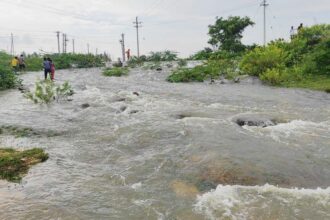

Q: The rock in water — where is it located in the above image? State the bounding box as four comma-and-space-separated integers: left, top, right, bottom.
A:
234, 77, 240, 83
133, 92, 140, 96
156, 67, 162, 71
81, 103, 90, 109
235, 115, 278, 127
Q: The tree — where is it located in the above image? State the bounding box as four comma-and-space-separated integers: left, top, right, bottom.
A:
208, 16, 254, 53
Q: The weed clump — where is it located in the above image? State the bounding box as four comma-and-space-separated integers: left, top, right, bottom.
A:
25, 80, 74, 104
103, 67, 129, 77
0, 148, 48, 182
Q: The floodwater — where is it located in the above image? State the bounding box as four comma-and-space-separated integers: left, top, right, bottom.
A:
0, 65, 329, 219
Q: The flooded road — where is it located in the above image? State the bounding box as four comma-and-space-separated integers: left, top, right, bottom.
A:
0, 66, 329, 219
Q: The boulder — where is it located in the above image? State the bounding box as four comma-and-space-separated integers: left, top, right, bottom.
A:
235, 115, 278, 127
81, 103, 90, 109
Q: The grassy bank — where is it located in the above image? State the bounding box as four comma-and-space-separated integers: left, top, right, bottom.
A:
0, 148, 48, 182
168, 24, 330, 92
281, 75, 330, 92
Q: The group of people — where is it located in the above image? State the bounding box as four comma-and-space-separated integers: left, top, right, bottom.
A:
43, 57, 55, 81
11, 54, 25, 73
290, 23, 304, 40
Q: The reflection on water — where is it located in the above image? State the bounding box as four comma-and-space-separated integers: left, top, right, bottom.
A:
0, 66, 329, 219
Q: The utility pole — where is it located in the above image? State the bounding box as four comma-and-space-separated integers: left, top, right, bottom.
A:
65, 35, 69, 53
96, 48, 98, 55
10, 33, 14, 56
56, 31, 60, 53
72, 39, 75, 54
133, 16, 142, 58
87, 43, 90, 54
261, 0, 269, 46
62, 33, 65, 53
119, 33, 126, 62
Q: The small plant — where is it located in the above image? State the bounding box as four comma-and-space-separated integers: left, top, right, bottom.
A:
0, 148, 48, 182
177, 59, 187, 67
25, 79, 74, 104
103, 67, 129, 77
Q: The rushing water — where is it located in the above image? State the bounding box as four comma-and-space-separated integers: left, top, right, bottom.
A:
0, 65, 329, 220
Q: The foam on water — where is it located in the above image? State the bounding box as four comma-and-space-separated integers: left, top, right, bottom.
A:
242, 120, 330, 143
194, 184, 330, 220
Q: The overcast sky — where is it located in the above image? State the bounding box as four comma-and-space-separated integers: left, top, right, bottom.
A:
0, 0, 329, 59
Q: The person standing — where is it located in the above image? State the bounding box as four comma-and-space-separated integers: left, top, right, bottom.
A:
298, 23, 303, 32
43, 57, 51, 80
126, 49, 131, 61
18, 54, 25, 71
49, 58, 55, 81
290, 26, 295, 40
11, 56, 19, 73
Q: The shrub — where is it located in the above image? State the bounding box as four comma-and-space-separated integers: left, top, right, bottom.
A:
177, 59, 187, 67
103, 67, 129, 77
167, 67, 205, 82
25, 80, 74, 104
240, 45, 287, 76
260, 68, 282, 85
127, 56, 145, 68
147, 51, 178, 62
0, 66, 18, 90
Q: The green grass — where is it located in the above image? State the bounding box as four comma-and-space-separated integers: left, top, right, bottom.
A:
281, 75, 330, 92
103, 67, 129, 77
0, 148, 48, 182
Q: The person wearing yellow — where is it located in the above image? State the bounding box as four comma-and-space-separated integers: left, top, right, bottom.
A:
11, 56, 19, 73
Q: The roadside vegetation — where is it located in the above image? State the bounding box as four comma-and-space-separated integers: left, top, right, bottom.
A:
0, 148, 48, 182
168, 16, 330, 92
103, 67, 129, 77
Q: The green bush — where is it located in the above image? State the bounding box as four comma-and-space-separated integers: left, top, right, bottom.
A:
147, 51, 178, 62
0, 66, 17, 90
240, 45, 287, 76
25, 55, 43, 71
177, 59, 187, 67
127, 56, 145, 68
167, 67, 205, 82
103, 67, 129, 77
25, 80, 74, 104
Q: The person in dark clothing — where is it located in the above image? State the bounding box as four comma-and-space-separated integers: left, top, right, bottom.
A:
43, 57, 51, 80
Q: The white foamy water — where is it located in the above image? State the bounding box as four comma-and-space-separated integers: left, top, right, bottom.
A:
195, 184, 330, 220
0, 66, 329, 219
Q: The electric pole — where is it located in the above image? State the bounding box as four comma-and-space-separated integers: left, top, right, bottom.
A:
119, 33, 126, 62
56, 31, 60, 53
72, 39, 75, 54
10, 33, 14, 56
133, 16, 142, 58
62, 33, 65, 53
261, 0, 269, 46
87, 43, 90, 54
65, 35, 69, 53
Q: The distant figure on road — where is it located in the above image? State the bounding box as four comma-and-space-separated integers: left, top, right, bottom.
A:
117, 58, 123, 67
49, 58, 55, 81
18, 54, 25, 71
11, 56, 19, 73
290, 26, 295, 40
43, 57, 51, 80
298, 23, 303, 32
126, 49, 131, 60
